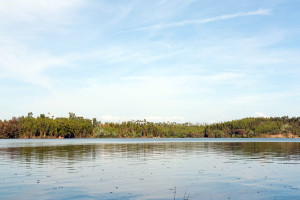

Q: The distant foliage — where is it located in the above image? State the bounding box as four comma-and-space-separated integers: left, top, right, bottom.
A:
0, 114, 299, 139
0, 113, 92, 139
96, 117, 299, 138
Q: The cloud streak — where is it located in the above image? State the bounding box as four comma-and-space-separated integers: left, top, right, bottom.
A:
122, 9, 271, 33
0, 38, 68, 88
0, 0, 85, 24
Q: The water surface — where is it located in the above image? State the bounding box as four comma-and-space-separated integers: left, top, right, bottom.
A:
0, 138, 300, 200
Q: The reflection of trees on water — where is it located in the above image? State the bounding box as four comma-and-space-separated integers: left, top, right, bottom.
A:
207, 142, 300, 161
1, 142, 300, 164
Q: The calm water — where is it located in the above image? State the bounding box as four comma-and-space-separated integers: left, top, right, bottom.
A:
0, 138, 300, 200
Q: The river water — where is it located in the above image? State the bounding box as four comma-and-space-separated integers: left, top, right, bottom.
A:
0, 138, 300, 200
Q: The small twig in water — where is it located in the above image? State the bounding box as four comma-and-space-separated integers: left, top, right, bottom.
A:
173, 186, 176, 200
183, 192, 190, 200
172, 187, 190, 200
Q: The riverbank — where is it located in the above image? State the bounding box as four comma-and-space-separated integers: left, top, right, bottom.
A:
1, 114, 299, 139
3, 133, 299, 139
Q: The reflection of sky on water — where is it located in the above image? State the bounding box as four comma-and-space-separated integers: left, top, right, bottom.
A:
0, 139, 300, 200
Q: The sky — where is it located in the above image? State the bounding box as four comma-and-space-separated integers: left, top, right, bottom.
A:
0, 0, 299, 123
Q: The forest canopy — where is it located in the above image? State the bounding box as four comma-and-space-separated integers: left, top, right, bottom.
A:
0, 113, 299, 139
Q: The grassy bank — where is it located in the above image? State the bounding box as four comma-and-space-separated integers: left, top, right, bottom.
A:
0, 113, 299, 139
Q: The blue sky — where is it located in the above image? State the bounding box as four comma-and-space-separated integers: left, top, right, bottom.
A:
0, 0, 299, 123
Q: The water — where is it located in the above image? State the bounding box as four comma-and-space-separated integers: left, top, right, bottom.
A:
0, 138, 300, 200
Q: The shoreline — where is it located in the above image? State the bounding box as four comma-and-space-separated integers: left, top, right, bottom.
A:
2, 134, 299, 139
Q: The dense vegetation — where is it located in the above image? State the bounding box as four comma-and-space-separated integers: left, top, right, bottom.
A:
0, 113, 93, 139
0, 113, 299, 138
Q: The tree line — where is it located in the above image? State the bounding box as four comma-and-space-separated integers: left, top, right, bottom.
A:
0, 113, 93, 139
0, 113, 299, 139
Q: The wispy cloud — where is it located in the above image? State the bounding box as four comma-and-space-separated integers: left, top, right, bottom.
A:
0, 38, 68, 88
0, 0, 85, 24
122, 9, 271, 33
